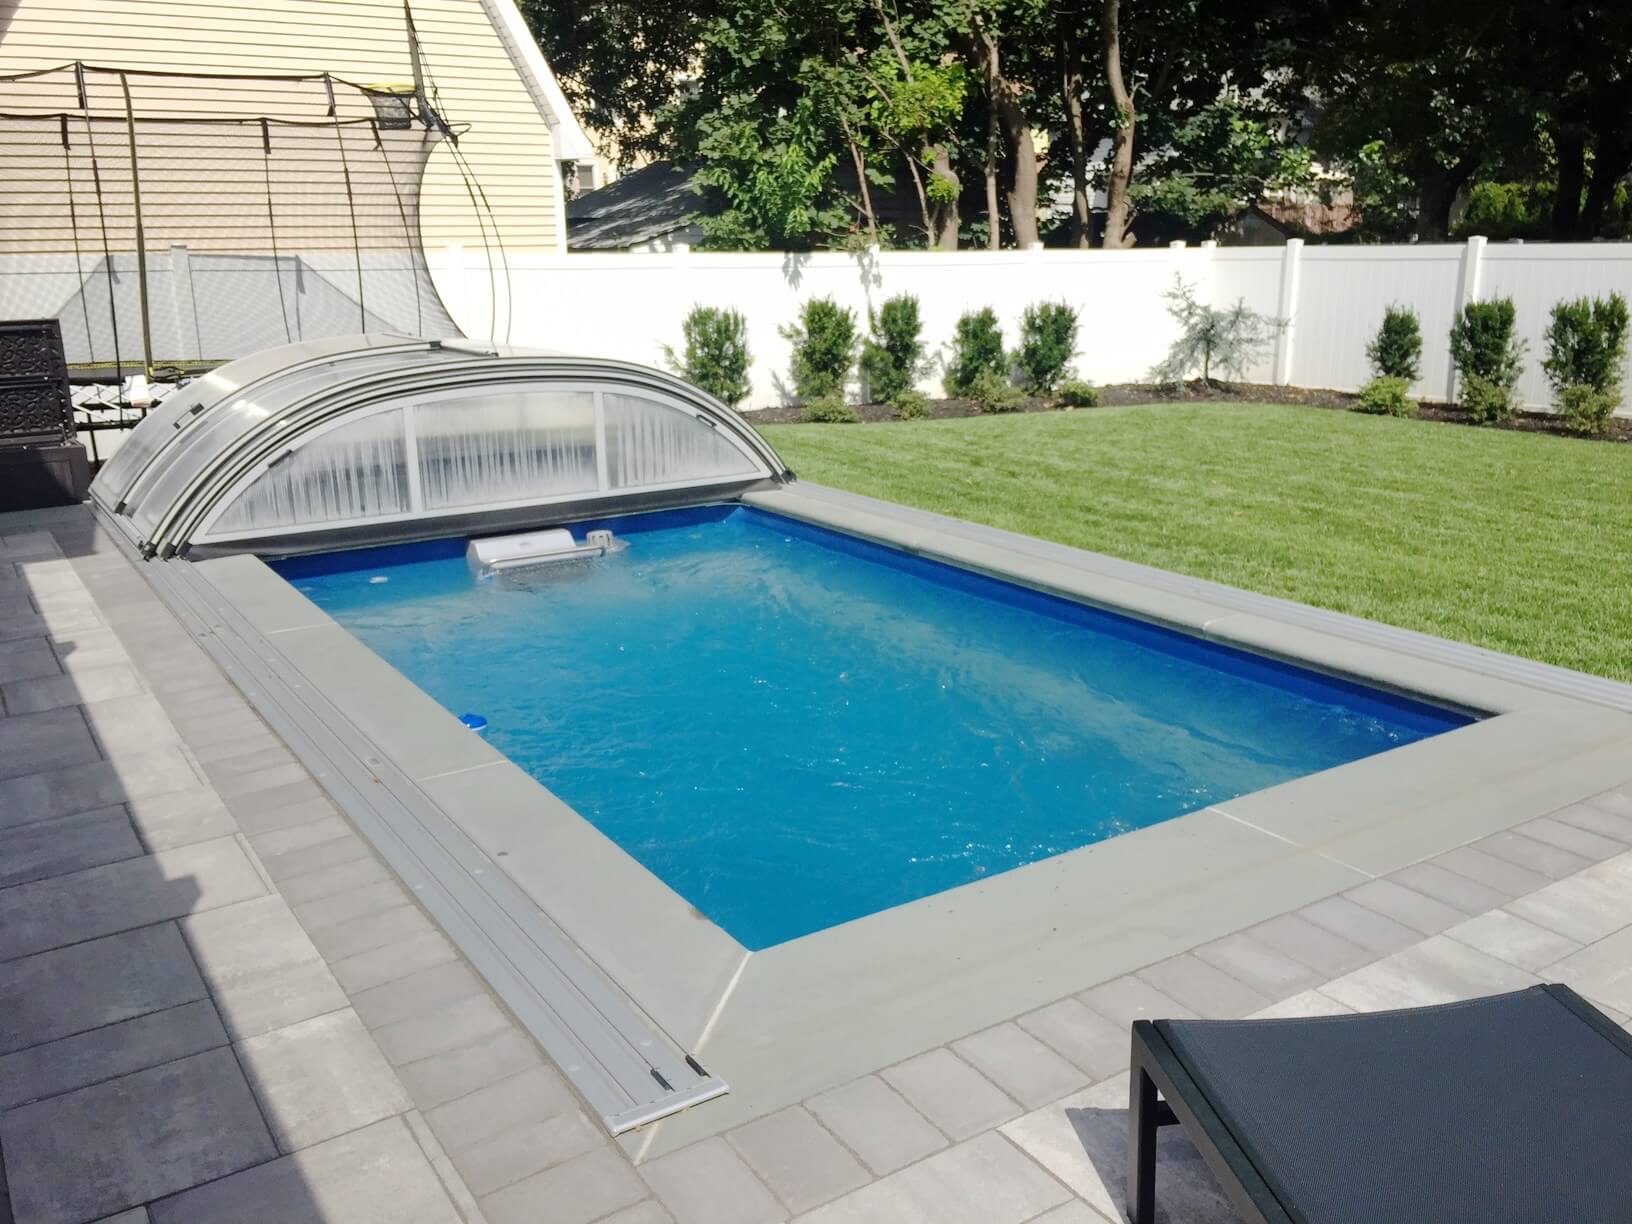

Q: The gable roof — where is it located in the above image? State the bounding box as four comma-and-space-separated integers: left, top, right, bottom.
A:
477, 0, 594, 161
567, 162, 713, 249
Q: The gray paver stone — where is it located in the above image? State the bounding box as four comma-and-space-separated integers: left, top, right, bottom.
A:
951, 1022, 1090, 1108
881, 1047, 1020, 1139
726, 1106, 870, 1214
148, 1116, 460, 1224
1, 1047, 276, 1224
236, 1009, 411, 1152
481, 1147, 647, 1224
639, 1136, 786, 1224
0, 923, 206, 1054
803, 1075, 946, 1176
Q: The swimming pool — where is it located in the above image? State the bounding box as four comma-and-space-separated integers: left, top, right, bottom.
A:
275, 504, 1470, 949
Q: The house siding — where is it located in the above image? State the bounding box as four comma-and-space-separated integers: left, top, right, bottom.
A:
0, 0, 563, 253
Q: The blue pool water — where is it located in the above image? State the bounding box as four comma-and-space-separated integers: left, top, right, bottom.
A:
276, 506, 1470, 949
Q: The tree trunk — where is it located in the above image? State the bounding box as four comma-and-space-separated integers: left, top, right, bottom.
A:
984, 101, 1002, 250
1414, 158, 1476, 242
1580, 157, 1626, 238
929, 145, 960, 250
968, 25, 1039, 249
839, 115, 879, 240
1060, 30, 1091, 249
996, 93, 1040, 247
1551, 128, 1587, 241
1579, 126, 1632, 239
903, 154, 933, 246
1101, 0, 1136, 248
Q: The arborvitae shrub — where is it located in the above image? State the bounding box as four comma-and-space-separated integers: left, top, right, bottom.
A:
944, 307, 1006, 396
783, 297, 859, 400
1543, 293, 1628, 433
664, 306, 751, 406
1015, 301, 1079, 392
860, 295, 924, 402
1449, 299, 1525, 424
1367, 306, 1423, 382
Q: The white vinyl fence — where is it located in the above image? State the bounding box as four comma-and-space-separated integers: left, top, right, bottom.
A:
430, 237, 1632, 413
3, 237, 1627, 414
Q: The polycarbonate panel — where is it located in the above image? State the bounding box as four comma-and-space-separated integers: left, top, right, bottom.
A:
604, 393, 759, 490
415, 389, 598, 510
213, 410, 408, 533
96, 337, 426, 512
126, 344, 462, 540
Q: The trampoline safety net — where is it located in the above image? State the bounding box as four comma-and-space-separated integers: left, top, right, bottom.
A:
0, 62, 462, 373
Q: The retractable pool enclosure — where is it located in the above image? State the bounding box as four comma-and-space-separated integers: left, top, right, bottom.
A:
91, 335, 791, 557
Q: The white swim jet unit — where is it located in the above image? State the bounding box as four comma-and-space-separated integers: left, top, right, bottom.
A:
467, 527, 625, 577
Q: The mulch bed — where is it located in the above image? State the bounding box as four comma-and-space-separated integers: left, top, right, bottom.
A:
751, 380, 1632, 444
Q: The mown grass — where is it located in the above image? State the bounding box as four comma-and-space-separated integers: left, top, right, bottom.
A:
760, 403, 1632, 681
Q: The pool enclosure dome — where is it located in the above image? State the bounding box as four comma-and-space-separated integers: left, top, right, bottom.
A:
91, 336, 792, 558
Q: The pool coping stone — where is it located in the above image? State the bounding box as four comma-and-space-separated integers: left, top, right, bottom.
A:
171, 482, 1632, 1158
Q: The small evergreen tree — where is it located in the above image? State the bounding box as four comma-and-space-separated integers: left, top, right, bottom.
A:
663, 306, 752, 407
944, 307, 1007, 396
1015, 301, 1080, 392
1449, 298, 1526, 424
781, 297, 859, 400
860, 295, 925, 402
1543, 292, 1628, 433
1367, 306, 1423, 382
1151, 277, 1282, 386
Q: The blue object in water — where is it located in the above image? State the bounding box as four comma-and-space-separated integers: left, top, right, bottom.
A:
275, 505, 1471, 950
459, 713, 489, 732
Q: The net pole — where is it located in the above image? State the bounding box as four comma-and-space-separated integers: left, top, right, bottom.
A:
60, 115, 98, 367
78, 66, 126, 383
325, 74, 368, 332
372, 118, 424, 336
78, 63, 125, 379
118, 71, 156, 378
449, 141, 512, 344
262, 118, 294, 343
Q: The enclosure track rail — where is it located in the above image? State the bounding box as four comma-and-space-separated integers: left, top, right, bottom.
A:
121, 519, 727, 1134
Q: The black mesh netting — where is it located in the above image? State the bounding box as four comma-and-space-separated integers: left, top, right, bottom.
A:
0, 63, 461, 369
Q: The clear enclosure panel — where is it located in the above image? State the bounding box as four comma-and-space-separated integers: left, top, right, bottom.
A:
126, 344, 462, 540
212, 409, 409, 533
414, 389, 597, 511
603, 393, 759, 490
98, 336, 421, 508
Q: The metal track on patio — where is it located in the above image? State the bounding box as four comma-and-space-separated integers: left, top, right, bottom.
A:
122, 521, 727, 1135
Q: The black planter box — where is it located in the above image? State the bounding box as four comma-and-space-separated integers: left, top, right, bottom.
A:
0, 319, 75, 448
0, 441, 91, 510
0, 320, 90, 509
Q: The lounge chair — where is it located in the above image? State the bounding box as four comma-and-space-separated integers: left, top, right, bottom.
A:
1127, 984, 1632, 1223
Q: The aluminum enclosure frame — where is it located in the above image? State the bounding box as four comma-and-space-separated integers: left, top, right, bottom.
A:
90, 335, 791, 559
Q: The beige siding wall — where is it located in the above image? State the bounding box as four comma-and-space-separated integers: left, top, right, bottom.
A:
0, 0, 562, 252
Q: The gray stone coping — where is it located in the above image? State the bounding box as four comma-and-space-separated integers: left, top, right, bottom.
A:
168, 486, 1632, 1160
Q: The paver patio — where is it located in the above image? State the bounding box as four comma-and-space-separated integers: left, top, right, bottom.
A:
1, 502, 1630, 1223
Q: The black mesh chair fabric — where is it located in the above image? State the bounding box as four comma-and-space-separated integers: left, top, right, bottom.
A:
1157, 986, 1632, 1224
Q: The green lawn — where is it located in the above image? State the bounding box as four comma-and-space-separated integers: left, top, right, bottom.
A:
759, 403, 1632, 682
